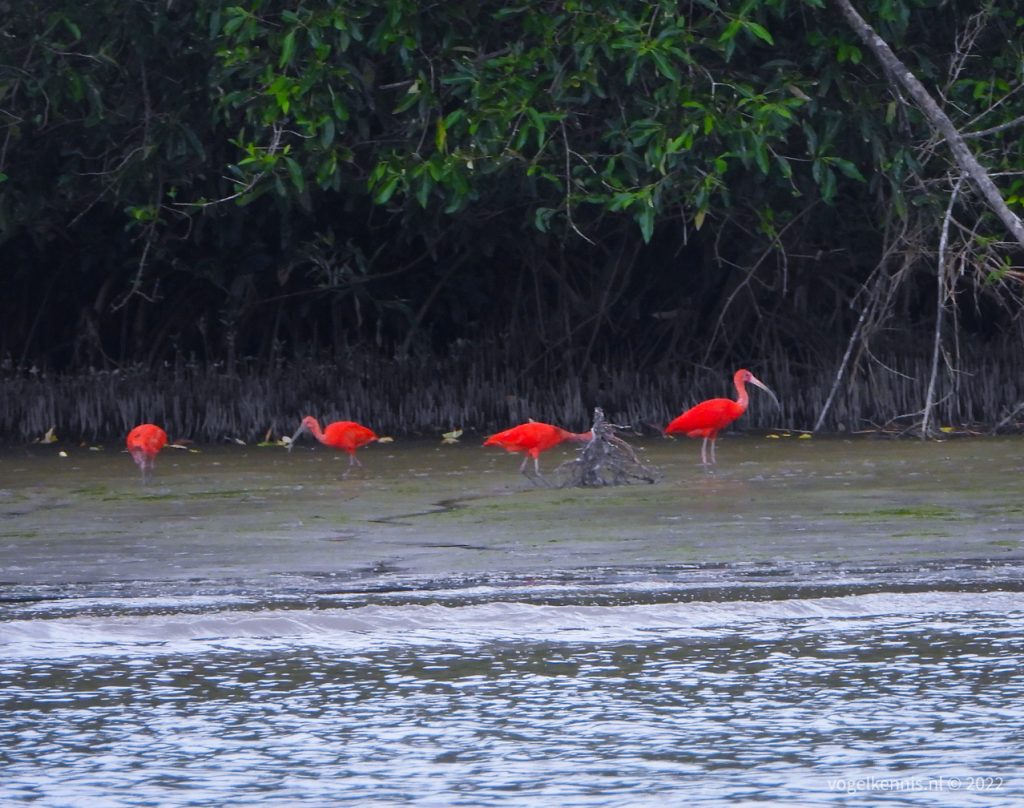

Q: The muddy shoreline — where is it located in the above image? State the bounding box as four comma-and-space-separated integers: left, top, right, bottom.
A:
0, 435, 1021, 602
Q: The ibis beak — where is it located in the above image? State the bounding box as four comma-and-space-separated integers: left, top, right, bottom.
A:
287, 424, 306, 452
748, 374, 780, 410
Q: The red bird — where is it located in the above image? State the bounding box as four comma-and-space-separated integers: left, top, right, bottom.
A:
665, 369, 778, 466
288, 416, 379, 466
126, 423, 168, 483
483, 421, 592, 478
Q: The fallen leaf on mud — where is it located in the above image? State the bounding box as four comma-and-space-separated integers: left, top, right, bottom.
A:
442, 429, 463, 444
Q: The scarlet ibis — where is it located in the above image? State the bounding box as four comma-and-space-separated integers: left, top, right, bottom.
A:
483, 421, 592, 478
126, 423, 168, 483
288, 416, 378, 466
665, 369, 778, 466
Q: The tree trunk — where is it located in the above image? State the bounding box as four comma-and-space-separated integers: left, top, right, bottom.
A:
832, 0, 1024, 250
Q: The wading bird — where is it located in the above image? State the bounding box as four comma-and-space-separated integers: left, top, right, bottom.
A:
483, 421, 592, 479
126, 423, 168, 483
665, 369, 779, 466
288, 416, 379, 466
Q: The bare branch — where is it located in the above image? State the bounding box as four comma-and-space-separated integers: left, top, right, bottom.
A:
963, 114, 1024, 140
561, 120, 596, 245
172, 124, 284, 209
920, 174, 964, 438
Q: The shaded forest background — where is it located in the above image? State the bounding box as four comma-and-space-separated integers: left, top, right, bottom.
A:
2, 0, 1023, 442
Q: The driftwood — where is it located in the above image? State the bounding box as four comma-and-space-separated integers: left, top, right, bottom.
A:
555, 407, 661, 488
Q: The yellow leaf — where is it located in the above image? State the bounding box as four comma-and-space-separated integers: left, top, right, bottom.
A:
442, 428, 463, 444
40, 426, 58, 444
798, 433, 812, 439
766, 433, 780, 439
939, 426, 954, 433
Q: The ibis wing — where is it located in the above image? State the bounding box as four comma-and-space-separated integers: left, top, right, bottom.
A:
666, 399, 744, 436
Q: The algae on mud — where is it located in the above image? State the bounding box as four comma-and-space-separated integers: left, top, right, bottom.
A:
1, 434, 1023, 597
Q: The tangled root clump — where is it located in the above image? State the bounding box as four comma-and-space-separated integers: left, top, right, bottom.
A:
555, 407, 662, 488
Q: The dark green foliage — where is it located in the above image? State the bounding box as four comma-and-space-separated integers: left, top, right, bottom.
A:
1, 1, 1022, 436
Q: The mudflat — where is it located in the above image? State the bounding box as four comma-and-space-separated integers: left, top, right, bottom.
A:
1, 434, 1022, 598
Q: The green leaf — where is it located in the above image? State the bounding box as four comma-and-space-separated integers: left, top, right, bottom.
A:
526, 107, 546, 143
830, 158, 866, 182
373, 174, 401, 205
754, 142, 770, 175
208, 7, 222, 38
650, 50, 680, 82
819, 165, 837, 202
62, 17, 82, 42
223, 12, 245, 37
320, 117, 335, 149
668, 131, 691, 153
435, 118, 447, 153
316, 153, 338, 187
285, 157, 305, 193
774, 154, 793, 179
443, 110, 465, 129
534, 207, 557, 233
719, 20, 742, 43
744, 22, 774, 46
637, 204, 654, 243
280, 30, 297, 68
415, 175, 431, 208
609, 192, 635, 212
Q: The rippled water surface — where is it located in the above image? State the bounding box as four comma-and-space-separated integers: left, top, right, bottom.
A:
2, 438, 1024, 805
3, 587, 1023, 806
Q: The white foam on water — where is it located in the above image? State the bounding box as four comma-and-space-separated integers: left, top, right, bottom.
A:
2, 589, 1020, 659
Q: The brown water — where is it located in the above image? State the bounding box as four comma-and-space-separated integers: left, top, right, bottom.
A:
1, 435, 1023, 804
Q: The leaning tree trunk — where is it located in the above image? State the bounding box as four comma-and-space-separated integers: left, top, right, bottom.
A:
832, 0, 1024, 250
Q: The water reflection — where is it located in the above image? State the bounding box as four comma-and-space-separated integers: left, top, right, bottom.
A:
2, 589, 1021, 805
